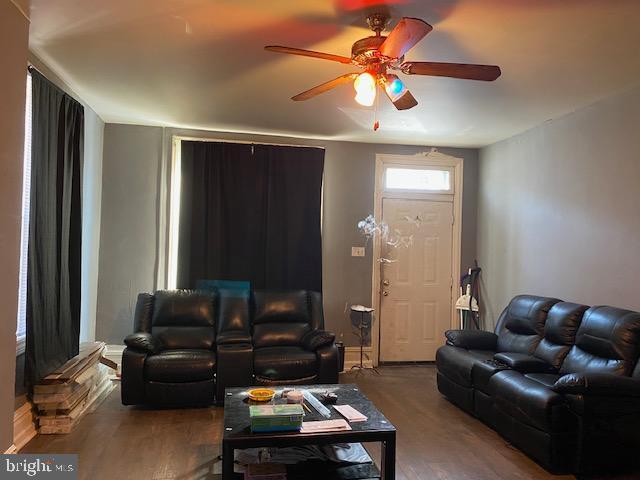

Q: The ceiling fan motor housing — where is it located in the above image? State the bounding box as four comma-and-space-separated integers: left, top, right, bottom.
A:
351, 36, 400, 68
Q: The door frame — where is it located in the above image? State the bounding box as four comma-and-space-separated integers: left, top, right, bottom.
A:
372, 151, 464, 365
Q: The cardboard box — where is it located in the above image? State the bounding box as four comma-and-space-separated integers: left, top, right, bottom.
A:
245, 463, 287, 480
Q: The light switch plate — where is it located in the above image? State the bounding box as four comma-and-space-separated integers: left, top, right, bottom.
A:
351, 247, 365, 257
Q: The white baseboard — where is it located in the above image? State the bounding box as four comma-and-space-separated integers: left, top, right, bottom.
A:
4, 444, 17, 454
104, 344, 125, 374
344, 346, 374, 370
13, 399, 37, 452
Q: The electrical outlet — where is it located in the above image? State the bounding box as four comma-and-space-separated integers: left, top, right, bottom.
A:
351, 247, 365, 257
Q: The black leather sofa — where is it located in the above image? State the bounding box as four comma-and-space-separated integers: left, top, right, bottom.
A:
436, 295, 640, 474
121, 289, 339, 407
252, 290, 339, 386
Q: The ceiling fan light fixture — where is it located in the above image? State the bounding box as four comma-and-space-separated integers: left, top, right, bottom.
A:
354, 72, 377, 106
383, 76, 406, 101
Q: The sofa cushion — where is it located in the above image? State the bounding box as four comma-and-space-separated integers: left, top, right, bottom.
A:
254, 346, 317, 380
217, 291, 251, 345
152, 290, 216, 327
490, 370, 575, 433
151, 290, 217, 350
524, 373, 562, 388
495, 295, 561, 355
534, 302, 588, 369
436, 345, 493, 388
253, 290, 310, 324
145, 349, 216, 383
152, 326, 216, 351
253, 322, 311, 348
560, 306, 640, 376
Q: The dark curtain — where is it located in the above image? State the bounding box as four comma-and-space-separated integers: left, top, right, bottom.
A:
25, 68, 83, 385
178, 141, 324, 292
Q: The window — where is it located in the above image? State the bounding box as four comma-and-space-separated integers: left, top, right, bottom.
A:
169, 139, 324, 291
384, 167, 451, 192
16, 72, 32, 355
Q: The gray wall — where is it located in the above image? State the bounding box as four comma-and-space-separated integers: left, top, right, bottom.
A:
478, 84, 640, 329
96, 125, 164, 342
97, 124, 479, 346
0, 0, 29, 452
79, 107, 104, 342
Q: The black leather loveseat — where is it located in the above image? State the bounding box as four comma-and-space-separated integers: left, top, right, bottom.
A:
436, 294, 640, 474
121, 289, 339, 407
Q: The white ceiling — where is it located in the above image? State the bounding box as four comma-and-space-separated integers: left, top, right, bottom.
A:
29, 0, 640, 147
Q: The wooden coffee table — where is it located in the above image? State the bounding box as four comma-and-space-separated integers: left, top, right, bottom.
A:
222, 384, 396, 479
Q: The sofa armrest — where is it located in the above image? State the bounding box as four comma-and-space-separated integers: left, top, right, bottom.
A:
216, 343, 253, 406
121, 348, 147, 405
124, 332, 162, 354
494, 352, 555, 373
316, 343, 339, 384
445, 329, 497, 350
552, 373, 640, 397
302, 330, 335, 351
133, 293, 154, 333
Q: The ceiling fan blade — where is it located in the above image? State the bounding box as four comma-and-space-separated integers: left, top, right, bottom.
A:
265, 46, 352, 65
384, 88, 418, 110
379, 17, 432, 59
291, 73, 360, 101
380, 74, 418, 110
402, 61, 502, 81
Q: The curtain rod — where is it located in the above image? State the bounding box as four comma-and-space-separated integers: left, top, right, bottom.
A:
27, 63, 90, 111
173, 135, 326, 150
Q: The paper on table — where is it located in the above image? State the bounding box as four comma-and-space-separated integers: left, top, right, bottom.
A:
333, 405, 368, 423
300, 419, 352, 433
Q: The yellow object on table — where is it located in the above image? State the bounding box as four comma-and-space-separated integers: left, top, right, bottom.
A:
247, 388, 276, 402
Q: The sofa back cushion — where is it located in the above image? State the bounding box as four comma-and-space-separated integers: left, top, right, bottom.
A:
151, 290, 217, 350
216, 289, 252, 344
253, 290, 311, 324
534, 302, 588, 370
495, 295, 561, 354
252, 290, 312, 348
560, 306, 640, 376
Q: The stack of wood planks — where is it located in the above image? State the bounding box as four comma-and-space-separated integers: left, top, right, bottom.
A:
32, 342, 116, 434
13, 399, 37, 450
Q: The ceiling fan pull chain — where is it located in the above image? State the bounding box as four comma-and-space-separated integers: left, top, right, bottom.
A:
373, 84, 380, 131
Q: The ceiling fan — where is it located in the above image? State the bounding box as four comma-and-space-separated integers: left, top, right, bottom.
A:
265, 13, 501, 113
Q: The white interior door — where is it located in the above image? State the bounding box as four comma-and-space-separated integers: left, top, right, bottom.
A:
380, 198, 454, 362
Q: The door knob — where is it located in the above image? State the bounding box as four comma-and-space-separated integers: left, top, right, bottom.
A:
383, 280, 390, 286
383, 291, 389, 296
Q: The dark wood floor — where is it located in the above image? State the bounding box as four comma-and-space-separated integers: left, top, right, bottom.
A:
22, 366, 633, 479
